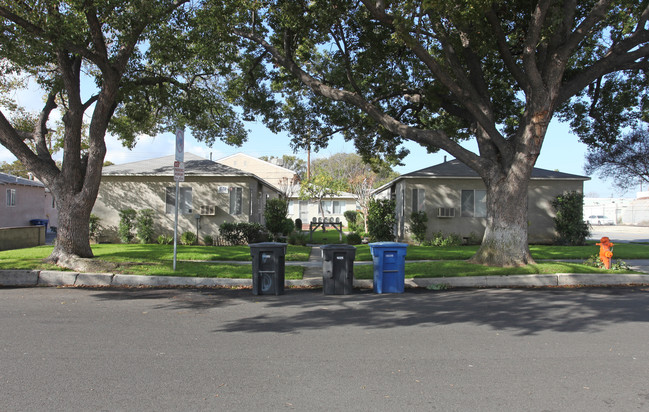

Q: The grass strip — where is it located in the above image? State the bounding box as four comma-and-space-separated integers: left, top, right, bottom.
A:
0, 245, 304, 279
352, 242, 649, 261
353, 261, 637, 279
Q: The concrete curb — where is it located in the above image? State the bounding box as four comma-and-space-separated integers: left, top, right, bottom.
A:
2, 270, 649, 289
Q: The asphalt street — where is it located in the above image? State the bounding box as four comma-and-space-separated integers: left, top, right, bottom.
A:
2, 286, 649, 411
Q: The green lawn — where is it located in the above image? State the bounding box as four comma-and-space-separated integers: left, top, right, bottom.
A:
304, 228, 347, 244
0, 244, 308, 279
0, 241, 645, 280
353, 261, 635, 279
352, 242, 649, 261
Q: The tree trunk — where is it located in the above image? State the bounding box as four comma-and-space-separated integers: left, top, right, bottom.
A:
468, 163, 535, 267
46, 190, 95, 261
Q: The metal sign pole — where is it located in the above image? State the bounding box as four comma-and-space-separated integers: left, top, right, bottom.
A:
173, 127, 184, 271
173, 181, 179, 271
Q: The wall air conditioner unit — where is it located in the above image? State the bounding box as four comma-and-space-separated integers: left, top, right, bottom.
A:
200, 205, 216, 215
437, 207, 455, 218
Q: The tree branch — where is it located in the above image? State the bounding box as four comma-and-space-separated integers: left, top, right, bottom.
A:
485, 8, 530, 93
234, 28, 484, 171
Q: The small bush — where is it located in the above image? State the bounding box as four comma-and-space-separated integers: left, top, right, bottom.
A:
240, 223, 268, 244
295, 218, 303, 231
287, 231, 308, 246
203, 234, 214, 246
344, 210, 360, 232
118, 208, 137, 243
346, 232, 362, 245
136, 209, 155, 244
264, 198, 289, 237
219, 222, 268, 245
180, 231, 197, 245
282, 218, 295, 236
583, 254, 630, 270
552, 191, 590, 246
157, 234, 173, 245
424, 231, 463, 247
409, 211, 428, 245
367, 198, 395, 242
89, 214, 102, 242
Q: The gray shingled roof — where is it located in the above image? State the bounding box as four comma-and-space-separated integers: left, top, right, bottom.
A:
374, 159, 590, 194
0, 172, 45, 187
103, 153, 249, 176
401, 159, 590, 180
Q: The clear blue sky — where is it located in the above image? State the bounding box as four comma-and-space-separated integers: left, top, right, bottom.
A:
0, 83, 640, 198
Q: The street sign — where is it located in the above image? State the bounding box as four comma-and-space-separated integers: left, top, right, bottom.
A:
174, 161, 184, 182
175, 128, 184, 162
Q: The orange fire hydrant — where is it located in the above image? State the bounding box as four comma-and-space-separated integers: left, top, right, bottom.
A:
596, 236, 614, 269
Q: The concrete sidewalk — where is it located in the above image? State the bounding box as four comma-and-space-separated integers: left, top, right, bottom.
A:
2, 259, 649, 289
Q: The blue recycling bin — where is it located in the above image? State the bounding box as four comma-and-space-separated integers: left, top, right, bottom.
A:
30, 219, 49, 232
369, 242, 408, 294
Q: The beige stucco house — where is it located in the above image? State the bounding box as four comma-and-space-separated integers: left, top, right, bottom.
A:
287, 192, 358, 228
93, 153, 282, 243
217, 153, 299, 194
374, 159, 590, 244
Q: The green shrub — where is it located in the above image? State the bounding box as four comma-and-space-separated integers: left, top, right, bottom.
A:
203, 234, 214, 246
424, 231, 463, 247
180, 231, 197, 245
367, 198, 395, 242
89, 214, 102, 242
295, 218, 303, 231
583, 254, 630, 270
346, 232, 362, 245
118, 208, 137, 243
219, 222, 268, 245
240, 223, 268, 244
282, 218, 295, 236
157, 234, 173, 245
287, 231, 308, 246
136, 209, 155, 244
264, 198, 289, 238
409, 211, 428, 245
552, 191, 590, 246
344, 210, 360, 232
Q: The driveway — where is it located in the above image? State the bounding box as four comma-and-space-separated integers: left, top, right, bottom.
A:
589, 225, 649, 243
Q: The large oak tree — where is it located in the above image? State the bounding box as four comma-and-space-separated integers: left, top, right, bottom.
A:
214, 0, 649, 266
0, 1, 244, 266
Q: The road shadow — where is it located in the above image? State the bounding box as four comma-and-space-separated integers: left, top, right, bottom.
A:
89, 286, 649, 336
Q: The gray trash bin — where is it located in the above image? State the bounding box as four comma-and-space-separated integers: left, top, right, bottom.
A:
321, 244, 356, 295
249, 242, 287, 295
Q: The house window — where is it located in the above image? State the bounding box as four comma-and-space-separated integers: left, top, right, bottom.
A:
319, 200, 343, 215
165, 187, 192, 214
461, 189, 487, 217
412, 188, 425, 213
229, 187, 242, 215
6, 189, 15, 207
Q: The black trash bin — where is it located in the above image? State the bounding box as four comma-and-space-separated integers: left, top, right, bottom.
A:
321, 244, 356, 295
249, 242, 287, 295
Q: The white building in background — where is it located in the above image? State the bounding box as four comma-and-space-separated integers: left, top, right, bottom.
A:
584, 193, 649, 226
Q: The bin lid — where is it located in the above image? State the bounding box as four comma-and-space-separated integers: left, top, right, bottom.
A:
369, 242, 408, 249
249, 242, 287, 249
321, 244, 357, 251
